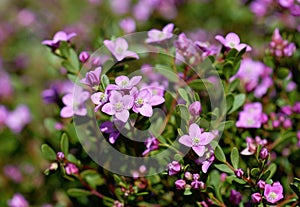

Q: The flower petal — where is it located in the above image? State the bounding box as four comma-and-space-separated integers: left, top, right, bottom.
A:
116, 110, 129, 122
91, 92, 102, 105
109, 91, 122, 104
122, 95, 134, 109
139, 104, 153, 117
62, 94, 74, 106
115, 76, 130, 87
179, 135, 193, 147
116, 38, 128, 50
60, 106, 74, 118
215, 35, 226, 45
149, 95, 165, 106
199, 132, 215, 145
102, 103, 114, 115
225, 33, 240, 44
192, 146, 205, 157
189, 123, 201, 138
129, 76, 142, 86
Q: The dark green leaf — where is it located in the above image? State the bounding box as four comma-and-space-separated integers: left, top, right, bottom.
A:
230, 147, 239, 169
214, 164, 233, 174
226, 94, 234, 113
277, 67, 290, 79
228, 94, 245, 114
67, 188, 92, 197
250, 168, 260, 177
41, 144, 56, 161
60, 133, 69, 155
290, 183, 300, 198
176, 104, 190, 121
188, 79, 214, 91
178, 88, 190, 104
69, 48, 80, 72
155, 64, 178, 82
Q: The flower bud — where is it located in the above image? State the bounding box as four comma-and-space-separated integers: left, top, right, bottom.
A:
188, 101, 201, 116
192, 173, 200, 180
56, 152, 65, 161
259, 148, 269, 160
234, 168, 244, 178
257, 180, 266, 189
168, 161, 181, 175
251, 192, 262, 203
184, 171, 193, 180
79, 51, 90, 63
174, 179, 186, 190
65, 163, 79, 175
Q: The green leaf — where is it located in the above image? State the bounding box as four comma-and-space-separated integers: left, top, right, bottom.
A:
226, 48, 238, 59
188, 79, 213, 91
184, 187, 192, 195
226, 94, 234, 113
265, 163, 277, 181
41, 144, 56, 161
230, 147, 239, 169
214, 164, 233, 174
59, 41, 70, 57
228, 94, 245, 114
216, 120, 235, 131
154, 64, 179, 82
228, 78, 240, 92
214, 145, 226, 162
277, 67, 290, 79
69, 48, 80, 72
101, 74, 110, 89
60, 133, 69, 155
67, 188, 92, 197
250, 168, 260, 177
176, 104, 190, 121
178, 88, 190, 104
290, 183, 300, 198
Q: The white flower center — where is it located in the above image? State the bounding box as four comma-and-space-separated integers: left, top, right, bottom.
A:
135, 98, 144, 107
100, 93, 108, 103
192, 137, 200, 146
121, 80, 129, 87
268, 192, 278, 201
115, 102, 123, 112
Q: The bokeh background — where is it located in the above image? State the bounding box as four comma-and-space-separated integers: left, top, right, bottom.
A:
0, 0, 299, 206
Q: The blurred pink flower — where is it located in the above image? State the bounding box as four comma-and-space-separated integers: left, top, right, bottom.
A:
215, 32, 252, 51
146, 23, 174, 43
119, 18, 136, 33
104, 38, 139, 61
6, 105, 31, 133
42, 31, 76, 50
8, 193, 29, 207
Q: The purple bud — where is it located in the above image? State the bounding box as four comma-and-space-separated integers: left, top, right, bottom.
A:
168, 161, 181, 175
65, 163, 78, 175
174, 179, 186, 190
193, 173, 200, 180
259, 148, 269, 160
257, 180, 266, 189
191, 180, 205, 189
56, 152, 65, 161
283, 118, 292, 129
293, 102, 300, 113
79, 51, 90, 63
184, 171, 193, 180
281, 105, 293, 115
229, 190, 242, 205
188, 101, 201, 116
251, 192, 262, 203
235, 168, 244, 178
272, 120, 280, 128
261, 113, 268, 124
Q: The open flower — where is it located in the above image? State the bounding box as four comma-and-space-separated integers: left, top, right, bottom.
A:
8, 193, 29, 207
60, 87, 90, 118
91, 91, 109, 112
146, 23, 174, 43
131, 88, 165, 117
107, 75, 142, 91
215, 32, 252, 52
264, 182, 284, 203
104, 38, 139, 61
6, 105, 31, 134
100, 121, 122, 144
80, 66, 102, 89
236, 102, 264, 128
179, 123, 216, 157
42, 31, 76, 50
101, 91, 134, 122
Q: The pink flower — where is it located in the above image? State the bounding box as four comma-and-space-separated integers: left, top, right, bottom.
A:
145, 23, 174, 44
251, 192, 262, 203
236, 102, 264, 128
60, 87, 90, 118
6, 105, 31, 133
8, 193, 29, 207
215, 32, 252, 52
278, 0, 294, 8
107, 75, 142, 91
79, 51, 90, 63
270, 28, 296, 57
179, 123, 216, 157
142, 136, 160, 156
264, 182, 284, 203
91, 91, 109, 112
241, 136, 268, 155
119, 18, 136, 33
104, 38, 139, 61
174, 179, 186, 190
42, 31, 76, 49
101, 91, 134, 122
131, 88, 165, 117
